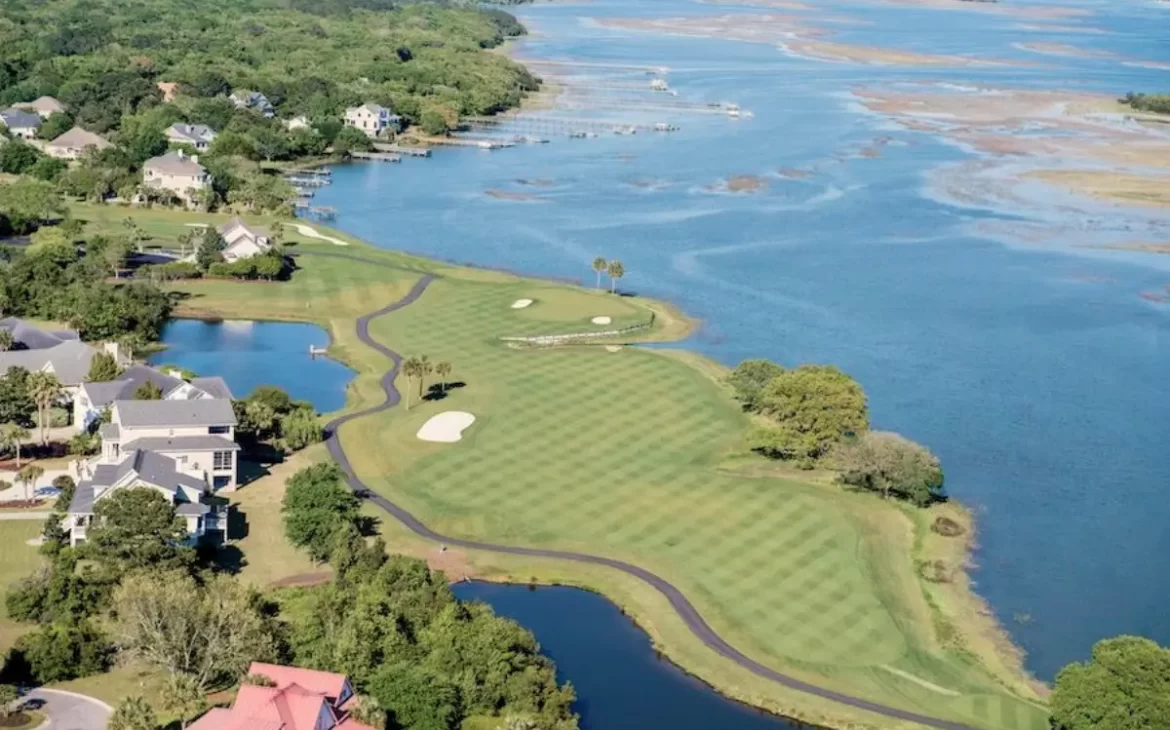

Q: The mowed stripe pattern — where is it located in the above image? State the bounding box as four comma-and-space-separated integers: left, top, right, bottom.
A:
369, 279, 905, 668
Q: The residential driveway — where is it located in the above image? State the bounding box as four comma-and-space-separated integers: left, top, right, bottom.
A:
24, 688, 111, 730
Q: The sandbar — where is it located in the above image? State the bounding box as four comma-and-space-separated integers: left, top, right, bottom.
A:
1014, 41, 1115, 59
485, 189, 543, 202
783, 39, 1005, 67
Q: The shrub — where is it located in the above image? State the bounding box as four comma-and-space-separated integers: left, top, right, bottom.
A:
916, 560, 951, 584
15, 619, 111, 682
931, 516, 965, 537
831, 431, 944, 507
748, 364, 868, 464
48, 406, 70, 428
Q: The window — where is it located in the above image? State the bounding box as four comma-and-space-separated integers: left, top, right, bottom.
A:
208, 425, 229, 435
213, 451, 233, 470
212, 476, 230, 490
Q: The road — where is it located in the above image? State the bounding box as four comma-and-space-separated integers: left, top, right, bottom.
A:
25, 688, 111, 730
320, 255, 980, 730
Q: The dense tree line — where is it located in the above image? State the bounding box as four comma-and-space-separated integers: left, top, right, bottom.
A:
1120, 92, 1170, 115
282, 463, 578, 730
728, 359, 944, 505
1051, 635, 1169, 730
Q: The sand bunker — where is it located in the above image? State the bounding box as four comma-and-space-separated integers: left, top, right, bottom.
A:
591, 316, 613, 325
293, 223, 348, 246
511, 299, 534, 309
417, 412, 476, 443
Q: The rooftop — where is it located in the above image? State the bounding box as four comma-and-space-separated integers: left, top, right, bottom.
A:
143, 150, 207, 177
0, 108, 43, 129
121, 435, 240, 453
0, 318, 79, 350
0, 339, 96, 385
69, 449, 207, 514
114, 398, 236, 428
47, 126, 111, 151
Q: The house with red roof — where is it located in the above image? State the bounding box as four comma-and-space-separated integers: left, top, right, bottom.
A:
188, 662, 376, 730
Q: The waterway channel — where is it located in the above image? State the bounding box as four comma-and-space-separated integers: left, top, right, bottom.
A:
312, 0, 1170, 681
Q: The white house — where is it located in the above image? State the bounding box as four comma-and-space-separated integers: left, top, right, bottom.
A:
0, 108, 42, 139
15, 96, 66, 119
142, 150, 210, 204
73, 363, 232, 430
65, 449, 222, 546
229, 90, 275, 118
165, 123, 217, 151
217, 218, 272, 262
98, 398, 240, 492
344, 103, 400, 138
44, 126, 112, 160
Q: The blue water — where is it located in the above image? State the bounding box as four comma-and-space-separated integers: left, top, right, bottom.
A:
314, 0, 1170, 678
150, 319, 354, 412
454, 582, 799, 730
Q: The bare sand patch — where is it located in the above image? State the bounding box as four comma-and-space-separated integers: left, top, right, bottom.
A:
417, 411, 476, 443
605, 345, 623, 352
511, 299, 534, 309
865, 0, 1091, 19
783, 39, 1005, 67
727, 175, 768, 192
596, 14, 817, 44
485, 189, 543, 202
1026, 170, 1170, 208
591, 316, 613, 325
699, 0, 811, 8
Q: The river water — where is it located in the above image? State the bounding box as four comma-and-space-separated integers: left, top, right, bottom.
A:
313, 0, 1170, 679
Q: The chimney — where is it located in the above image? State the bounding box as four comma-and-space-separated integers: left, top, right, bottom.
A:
103, 341, 121, 362
165, 368, 185, 380
177, 149, 185, 160
191, 154, 199, 164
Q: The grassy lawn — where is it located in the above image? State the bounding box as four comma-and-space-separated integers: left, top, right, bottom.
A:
0, 522, 45, 657
89, 206, 1044, 730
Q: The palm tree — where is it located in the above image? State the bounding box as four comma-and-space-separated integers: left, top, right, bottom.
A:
607, 260, 625, 294
161, 673, 206, 730
28, 372, 63, 445
418, 355, 433, 400
435, 362, 452, 393
16, 464, 43, 502
0, 424, 29, 468
0, 330, 13, 352
591, 257, 608, 289
108, 696, 158, 730
350, 696, 387, 729
401, 357, 423, 410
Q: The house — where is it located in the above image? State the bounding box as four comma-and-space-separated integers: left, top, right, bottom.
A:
0, 337, 124, 396
344, 103, 400, 138
284, 115, 310, 131
165, 123, 217, 151
102, 398, 240, 491
157, 82, 179, 102
229, 90, 275, 118
188, 663, 374, 730
0, 108, 42, 139
217, 218, 271, 262
44, 126, 112, 160
65, 449, 223, 546
72, 363, 233, 429
142, 150, 210, 204
0, 318, 80, 350
15, 96, 66, 119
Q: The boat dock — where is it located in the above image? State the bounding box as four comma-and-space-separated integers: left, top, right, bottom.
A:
350, 151, 401, 162
373, 143, 433, 157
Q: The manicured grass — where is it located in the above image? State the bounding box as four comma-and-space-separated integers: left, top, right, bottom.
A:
343, 276, 1046, 730
0, 521, 45, 656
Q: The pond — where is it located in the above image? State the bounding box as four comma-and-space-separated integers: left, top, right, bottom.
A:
149, 319, 354, 413
453, 582, 800, 730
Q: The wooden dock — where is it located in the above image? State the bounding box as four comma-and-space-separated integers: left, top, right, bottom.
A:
373, 143, 432, 157
350, 151, 401, 162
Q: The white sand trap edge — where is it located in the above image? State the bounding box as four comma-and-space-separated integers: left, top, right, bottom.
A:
511, 298, 534, 309
293, 223, 348, 246
591, 316, 613, 325
417, 411, 476, 443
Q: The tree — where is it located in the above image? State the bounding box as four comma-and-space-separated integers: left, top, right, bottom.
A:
591, 257, 607, 289
38, 112, 75, 141
0, 685, 17, 720
16, 464, 44, 502
606, 260, 624, 294
0, 423, 29, 468
52, 475, 75, 512
15, 619, 111, 682
27, 371, 63, 444
0, 141, 42, 176
195, 230, 226, 271
418, 355, 433, 400
727, 359, 785, 412
133, 381, 163, 400
0, 178, 66, 234
108, 696, 158, 730
350, 695, 388, 730
112, 572, 278, 695
1051, 636, 1170, 730
402, 357, 423, 410
87, 487, 193, 573
279, 407, 323, 451
86, 350, 123, 382
748, 365, 868, 465
161, 672, 207, 730
282, 462, 359, 561
0, 330, 12, 352
830, 431, 944, 506
434, 362, 452, 393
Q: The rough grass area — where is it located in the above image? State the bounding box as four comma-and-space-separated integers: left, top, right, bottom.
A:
0, 522, 45, 655
346, 276, 1046, 730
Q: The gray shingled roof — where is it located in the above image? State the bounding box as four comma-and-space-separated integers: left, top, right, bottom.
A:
69, 483, 95, 514
175, 502, 211, 516
166, 123, 216, 143
189, 376, 233, 400
99, 422, 120, 441
82, 365, 187, 407
143, 150, 206, 176
0, 340, 96, 385
0, 318, 79, 350
114, 398, 236, 428
122, 435, 240, 452
0, 108, 42, 130
69, 450, 208, 515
